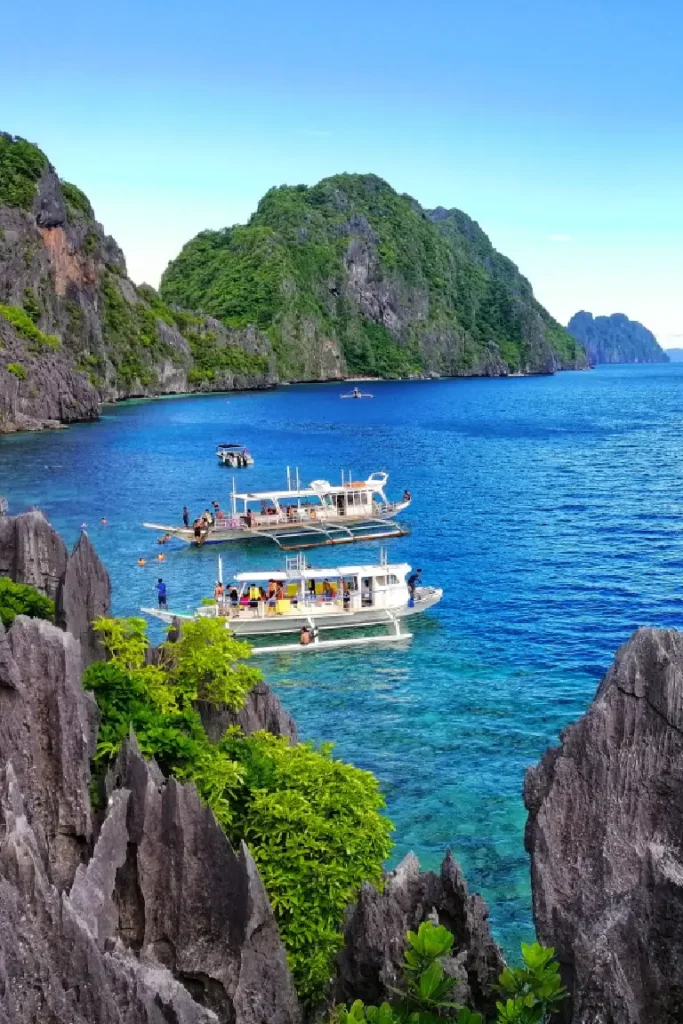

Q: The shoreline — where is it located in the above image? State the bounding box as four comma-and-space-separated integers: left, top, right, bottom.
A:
1, 364, 594, 439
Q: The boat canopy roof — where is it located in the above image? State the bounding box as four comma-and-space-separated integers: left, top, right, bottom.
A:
232, 562, 411, 583
217, 443, 249, 450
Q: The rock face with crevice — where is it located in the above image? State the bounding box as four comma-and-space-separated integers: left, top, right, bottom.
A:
0, 509, 111, 666
198, 680, 298, 743
334, 850, 504, 1017
524, 627, 683, 1024
0, 613, 302, 1023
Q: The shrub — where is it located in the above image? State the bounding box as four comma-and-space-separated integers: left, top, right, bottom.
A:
85, 616, 393, 1006
219, 728, 393, 1002
60, 180, 94, 219
0, 577, 54, 628
0, 134, 46, 208
0, 304, 60, 350
6, 362, 27, 379
331, 923, 567, 1024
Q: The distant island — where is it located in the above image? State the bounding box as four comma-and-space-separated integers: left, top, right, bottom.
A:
567, 311, 668, 365
665, 348, 683, 362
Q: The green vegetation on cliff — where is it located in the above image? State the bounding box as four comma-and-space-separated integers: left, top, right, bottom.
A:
86, 617, 392, 1005
0, 303, 60, 350
0, 578, 54, 627
161, 174, 584, 379
0, 134, 46, 209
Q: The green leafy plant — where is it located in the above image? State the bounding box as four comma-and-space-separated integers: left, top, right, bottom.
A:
84, 616, 392, 1005
331, 923, 565, 1024
0, 577, 54, 628
60, 180, 94, 219
0, 304, 60, 350
495, 943, 566, 1024
0, 134, 46, 208
6, 362, 27, 380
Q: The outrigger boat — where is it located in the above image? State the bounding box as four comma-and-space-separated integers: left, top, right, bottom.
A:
142, 553, 442, 655
216, 443, 253, 467
341, 387, 373, 399
143, 470, 410, 550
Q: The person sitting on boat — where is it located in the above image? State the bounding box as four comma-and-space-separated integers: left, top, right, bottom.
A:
407, 568, 422, 600
403, 489, 411, 502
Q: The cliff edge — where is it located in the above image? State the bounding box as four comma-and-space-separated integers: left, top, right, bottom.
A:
525, 627, 683, 1024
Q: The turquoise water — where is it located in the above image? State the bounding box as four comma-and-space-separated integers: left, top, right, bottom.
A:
2, 364, 683, 953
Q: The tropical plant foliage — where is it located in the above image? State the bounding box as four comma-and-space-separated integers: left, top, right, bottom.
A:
0, 133, 46, 208
330, 922, 566, 1024
0, 303, 60, 350
83, 616, 393, 1004
0, 577, 54, 628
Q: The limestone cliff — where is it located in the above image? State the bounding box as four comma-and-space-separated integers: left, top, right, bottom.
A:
567, 311, 668, 364
0, 133, 277, 433
162, 175, 587, 381
525, 627, 683, 1023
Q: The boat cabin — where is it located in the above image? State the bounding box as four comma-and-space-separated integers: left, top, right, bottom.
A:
229, 561, 411, 615
229, 473, 392, 528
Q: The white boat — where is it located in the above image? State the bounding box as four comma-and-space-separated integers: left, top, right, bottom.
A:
341, 387, 373, 399
216, 443, 254, 467
143, 470, 411, 550
142, 554, 442, 654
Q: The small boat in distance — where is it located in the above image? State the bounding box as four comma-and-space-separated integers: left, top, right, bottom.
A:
340, 387, 373, 399
142, 553, 442, 654
143, 470, 411, 550
216, 444, 254, 467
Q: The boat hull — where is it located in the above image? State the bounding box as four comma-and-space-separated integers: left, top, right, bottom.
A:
142, 586, 442, 637
143, 501, 410, 548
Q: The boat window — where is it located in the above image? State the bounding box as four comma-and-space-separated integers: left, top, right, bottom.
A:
375, 575, 386, 587
387, 574, 399, 585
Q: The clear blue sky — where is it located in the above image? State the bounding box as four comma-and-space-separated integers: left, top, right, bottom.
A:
3, 0, 682, 343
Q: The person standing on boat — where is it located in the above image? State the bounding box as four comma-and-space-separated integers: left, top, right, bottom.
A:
156, 578, 168, 609
214, 580, 225, 614
182, 506, 190, 528
408, 568, 422, 600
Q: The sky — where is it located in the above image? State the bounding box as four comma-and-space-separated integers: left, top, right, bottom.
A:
2, 0, 682, 345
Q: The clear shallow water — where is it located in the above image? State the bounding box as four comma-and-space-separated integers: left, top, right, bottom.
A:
2, 364, 683, 954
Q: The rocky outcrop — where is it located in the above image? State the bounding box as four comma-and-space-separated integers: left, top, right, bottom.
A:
0, 616, 98, 891
162, 174, 587, 381
0, 132, 278, 434
0, 507, 68, 600
105, 737, 301, 1023
0, 608, 302, 1023
334, 850, 504, 1017
56, 529, 111, 665
567, 311, 669, 365
198, 680, 298, 743
524, 627, 683, 1024
0, 509, 111, 664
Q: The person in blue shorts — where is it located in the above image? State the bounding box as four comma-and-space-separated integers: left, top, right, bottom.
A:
156, 578, 167, 608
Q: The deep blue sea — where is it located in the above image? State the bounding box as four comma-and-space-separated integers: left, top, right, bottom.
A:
2, 364, 683, 955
